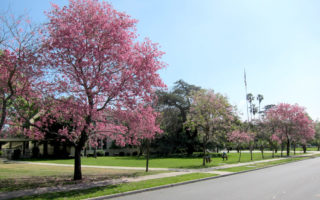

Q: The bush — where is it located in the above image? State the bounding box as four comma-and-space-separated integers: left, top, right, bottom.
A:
119, 152, 125, 156
0, 150, 2, 156
105, 152, 109, 156
132, 151, 138, 156
209, 153, 222, 158
96, 150, 105, 157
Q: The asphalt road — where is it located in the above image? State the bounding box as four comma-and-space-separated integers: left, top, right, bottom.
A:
111, 157, 320, 200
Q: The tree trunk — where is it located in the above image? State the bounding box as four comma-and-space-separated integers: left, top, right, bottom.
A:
272, 149, 274, 158
261, 148, 264, 159
302, 144, 307, 153
94, 147, 97, 158
281, 143, 284, 157
202, 139, 206, 166
293, 143, 296, 155
74, 145, 82, 180
146, 139, 150, 172
0, 99, 8, 133
43, 141, 48, 157
286, 139, 290, 157
318, 145, 320, 151
250, 146, 253, 161
238, 150, 241, 162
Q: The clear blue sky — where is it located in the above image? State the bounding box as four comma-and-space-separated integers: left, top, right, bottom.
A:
2, 0, 320, 120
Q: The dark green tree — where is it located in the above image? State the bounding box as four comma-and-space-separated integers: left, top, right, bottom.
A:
154, 80, 201, 155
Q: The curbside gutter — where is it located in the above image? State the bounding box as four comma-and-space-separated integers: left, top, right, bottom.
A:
87, 155, 318, 200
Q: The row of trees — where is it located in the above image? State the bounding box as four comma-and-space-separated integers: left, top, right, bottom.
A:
155, 81, 317, 166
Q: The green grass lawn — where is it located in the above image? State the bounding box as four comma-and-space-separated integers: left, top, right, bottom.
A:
218, 156, 309, 172
13, 173, 217, 200
25, 152, 296, 169
0, 162, 162, 192
294, 147, 319, 151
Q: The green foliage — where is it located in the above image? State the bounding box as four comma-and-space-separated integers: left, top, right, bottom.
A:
154, 80, 201, 155
312, 121, 320, 150
96, 150, 105, 157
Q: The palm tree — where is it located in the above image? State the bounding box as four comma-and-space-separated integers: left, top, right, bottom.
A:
246, 93, 254, 121
251, 104, 258, 119
257, 94, 264, 118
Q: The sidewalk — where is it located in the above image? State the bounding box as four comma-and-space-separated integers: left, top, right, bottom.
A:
1, 152, 318, 200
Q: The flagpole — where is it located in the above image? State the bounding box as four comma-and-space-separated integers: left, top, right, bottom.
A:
244, 68, 249, 122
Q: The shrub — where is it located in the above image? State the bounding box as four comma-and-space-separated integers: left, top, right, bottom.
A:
119, 152, 125, 156
0, 150, 2, 156
132, 151, 138, 156
209, 153, 222, 158
104, 152, 109, 156
96, 150, 105, 157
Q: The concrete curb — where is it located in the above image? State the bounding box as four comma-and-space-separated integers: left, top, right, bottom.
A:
87, 155, 318, 200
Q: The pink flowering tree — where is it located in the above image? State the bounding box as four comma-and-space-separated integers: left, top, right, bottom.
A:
292, 121, 315, 154
227, 130, 253, 162
14, 0, 165, 180
185, 89, 235, 166
0, 14, 41, 133
266, 103, 315, 156
114, 105, 162, 172
247, 131, 256, 160
270, 134, 281, 157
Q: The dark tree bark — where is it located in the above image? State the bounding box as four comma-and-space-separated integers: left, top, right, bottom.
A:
146, 139, 150, 172
250, 144, 253, 161
202, 134, 208, 166
74, 145, 82, 180
94, 147, 97, 158
0, 99, 8, 132
272, 149, 274, 158
260, 145, 264, 159
73, 130, 88, 180
286, 139, 290, 157
302, 144, 307, 153
43, 141, 48, 157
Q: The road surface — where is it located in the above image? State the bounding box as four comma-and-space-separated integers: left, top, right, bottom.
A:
111, 157, 320, 200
